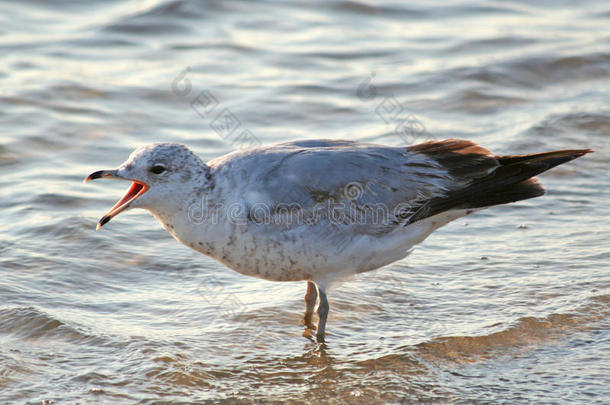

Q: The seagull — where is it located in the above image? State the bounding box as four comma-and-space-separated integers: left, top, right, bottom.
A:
85, 139, 592, 342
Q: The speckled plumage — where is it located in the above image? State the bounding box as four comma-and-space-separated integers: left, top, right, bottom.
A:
86, 138, 591, 342
121, 140, 467, 287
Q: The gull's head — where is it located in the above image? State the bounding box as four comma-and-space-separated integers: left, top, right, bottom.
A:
84, 143, 207, 230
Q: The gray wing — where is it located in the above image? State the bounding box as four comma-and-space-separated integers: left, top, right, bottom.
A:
209, 139, 458, 236
208, 138, 590, 239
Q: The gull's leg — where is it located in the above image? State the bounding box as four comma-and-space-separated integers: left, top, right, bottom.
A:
302, 281, 318, 329
316, 287, 329, 343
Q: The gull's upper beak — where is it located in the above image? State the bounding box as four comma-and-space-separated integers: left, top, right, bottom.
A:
84, 169, 121, 182
84, 169, 149, 230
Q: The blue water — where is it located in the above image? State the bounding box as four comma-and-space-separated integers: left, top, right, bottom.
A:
1, 0, 609, 403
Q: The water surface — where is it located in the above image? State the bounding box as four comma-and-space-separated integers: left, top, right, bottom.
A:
1, 0, 609, 403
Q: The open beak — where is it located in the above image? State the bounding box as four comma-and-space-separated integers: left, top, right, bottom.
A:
84, 169, 149, 230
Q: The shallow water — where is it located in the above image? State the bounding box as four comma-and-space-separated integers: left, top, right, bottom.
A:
1, 0, 609, 403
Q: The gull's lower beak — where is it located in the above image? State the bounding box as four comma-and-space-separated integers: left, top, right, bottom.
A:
84, 169, 149, 230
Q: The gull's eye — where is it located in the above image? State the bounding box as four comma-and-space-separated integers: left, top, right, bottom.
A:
150, 165, 166, 174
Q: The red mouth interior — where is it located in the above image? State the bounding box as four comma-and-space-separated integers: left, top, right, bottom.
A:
109, 181, 146, 213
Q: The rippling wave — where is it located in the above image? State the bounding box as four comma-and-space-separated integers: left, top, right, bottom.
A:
0, 0, 608, 403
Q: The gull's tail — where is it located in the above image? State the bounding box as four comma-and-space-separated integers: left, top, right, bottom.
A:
406, 140, 593, 224
471, 148, 593, 208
